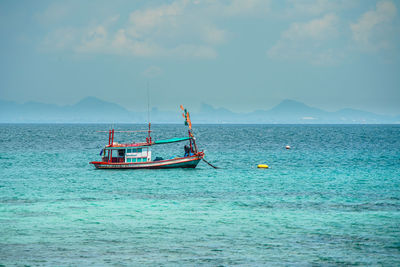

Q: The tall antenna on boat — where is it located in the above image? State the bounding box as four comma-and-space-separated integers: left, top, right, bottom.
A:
147, 81, 152, 143
147, 81, 150, 124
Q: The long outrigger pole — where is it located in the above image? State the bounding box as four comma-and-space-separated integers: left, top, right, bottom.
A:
202, 158, 219, 169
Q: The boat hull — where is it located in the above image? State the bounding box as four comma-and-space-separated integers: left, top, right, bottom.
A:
90, 153, 204, 170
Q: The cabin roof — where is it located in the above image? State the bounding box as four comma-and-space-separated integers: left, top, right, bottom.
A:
153, 137, 191, 145
104, 136, 191, 150
105, 142, 150, 149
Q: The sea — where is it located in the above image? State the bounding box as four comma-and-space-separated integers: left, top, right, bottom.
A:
0, 124, 399, 266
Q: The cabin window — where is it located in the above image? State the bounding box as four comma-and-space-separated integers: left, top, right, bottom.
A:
133, 158, 137, 163
126, 148, 141, 154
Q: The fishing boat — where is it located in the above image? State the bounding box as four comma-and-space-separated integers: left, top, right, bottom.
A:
90, 106, 204, 169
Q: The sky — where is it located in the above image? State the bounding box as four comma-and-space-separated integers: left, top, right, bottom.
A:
0, 0, 400, 115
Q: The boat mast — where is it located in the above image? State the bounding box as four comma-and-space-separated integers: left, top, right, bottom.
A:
189, 129, 198, 153
108, 128, 114, 162
181, 105, 198, 153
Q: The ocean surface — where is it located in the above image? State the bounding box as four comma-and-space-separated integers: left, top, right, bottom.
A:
1, 124, 399, 266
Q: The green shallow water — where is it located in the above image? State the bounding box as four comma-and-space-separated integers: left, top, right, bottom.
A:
0, 124, 400, 265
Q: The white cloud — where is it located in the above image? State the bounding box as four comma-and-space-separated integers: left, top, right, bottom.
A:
128, 1, 185, 39
41, 0, 272, 59
267, 14, 341, 65
220, 0, 271, 16
350, 0, 397, 51
76, 26, 108, 53
285, 0, 356, 16
201, 25, 227, 45
282, 13, 339, 40
116, 0, 220, 58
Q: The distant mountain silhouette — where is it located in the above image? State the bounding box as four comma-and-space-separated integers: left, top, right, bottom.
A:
194, 100, 399, 124
71, 96, 126, 112
0, 97, 137, 123
259, 99, 328, 123
0, 97, 398, 123
270, 99, 324, 114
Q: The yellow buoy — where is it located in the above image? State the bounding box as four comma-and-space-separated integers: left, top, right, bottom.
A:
257, 164, 269, 169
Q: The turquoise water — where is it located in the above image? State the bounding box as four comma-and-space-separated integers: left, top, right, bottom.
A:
1, 124, 399, 265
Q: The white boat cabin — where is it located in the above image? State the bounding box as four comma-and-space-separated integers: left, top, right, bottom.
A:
125, 147, 151, 163
102, 146, 151, 163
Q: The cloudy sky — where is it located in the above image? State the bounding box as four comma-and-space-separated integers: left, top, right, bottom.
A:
1, 0, 399, 114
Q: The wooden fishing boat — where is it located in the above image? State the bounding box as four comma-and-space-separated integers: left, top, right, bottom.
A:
90, 106, 204, 169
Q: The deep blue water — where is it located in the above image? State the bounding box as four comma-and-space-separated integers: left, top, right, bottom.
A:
0, 124, 399, 265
